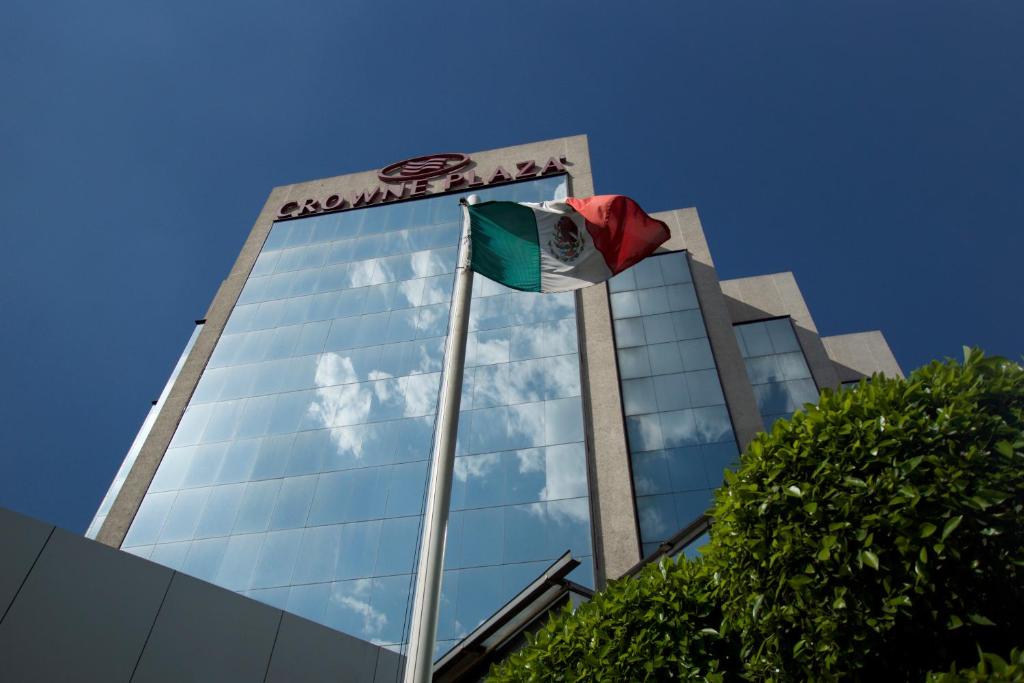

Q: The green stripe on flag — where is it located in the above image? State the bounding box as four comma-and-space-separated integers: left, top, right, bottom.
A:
468, 201, 542, 292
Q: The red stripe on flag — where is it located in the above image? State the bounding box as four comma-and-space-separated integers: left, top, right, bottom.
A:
565, 195, 671, 274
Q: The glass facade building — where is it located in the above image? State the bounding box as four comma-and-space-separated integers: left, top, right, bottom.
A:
112, 175, 591, 654
88, 136, 902, 669
608, 252, 738, 556
735, 318, 817, 429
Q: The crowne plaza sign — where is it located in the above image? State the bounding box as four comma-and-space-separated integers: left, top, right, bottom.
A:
277, 153, 569, 220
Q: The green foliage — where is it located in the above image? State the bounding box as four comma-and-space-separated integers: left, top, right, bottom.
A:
711, 349, 1024, 680
486, 557, 738, 682
927, 648, 1024, 682
487, 350, 1024, 682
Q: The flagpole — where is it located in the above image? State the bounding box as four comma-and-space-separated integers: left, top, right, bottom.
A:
403, 195, 477, 683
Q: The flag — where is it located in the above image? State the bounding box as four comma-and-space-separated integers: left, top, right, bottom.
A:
467, 195, 671, 292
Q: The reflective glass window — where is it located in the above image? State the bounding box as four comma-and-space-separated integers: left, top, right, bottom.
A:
124, 175, 591, 658
608, 251, 739, 553
736, 318, 818, 429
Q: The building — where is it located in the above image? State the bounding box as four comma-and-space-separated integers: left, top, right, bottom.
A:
85, 135, 901, 663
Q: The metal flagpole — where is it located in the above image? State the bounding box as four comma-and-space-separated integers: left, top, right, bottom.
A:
403, 195, 478, 683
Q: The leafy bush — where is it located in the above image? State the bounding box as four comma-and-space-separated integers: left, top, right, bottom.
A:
927, 648, 1024, 683
487, 350, 1024, 682
486, 557, 738, 682
711, 349, 1024, 680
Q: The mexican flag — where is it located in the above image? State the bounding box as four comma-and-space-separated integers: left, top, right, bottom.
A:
466, 195, 670, 292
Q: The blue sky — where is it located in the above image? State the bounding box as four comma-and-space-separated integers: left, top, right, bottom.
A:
1, 0, 1021, 532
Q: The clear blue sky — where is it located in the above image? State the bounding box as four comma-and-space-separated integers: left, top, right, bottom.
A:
1, 0, 1020, 533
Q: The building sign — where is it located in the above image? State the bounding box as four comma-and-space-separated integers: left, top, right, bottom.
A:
277, 153, 568, 220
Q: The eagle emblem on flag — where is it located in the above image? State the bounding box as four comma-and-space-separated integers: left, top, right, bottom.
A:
548, 216, 585, 264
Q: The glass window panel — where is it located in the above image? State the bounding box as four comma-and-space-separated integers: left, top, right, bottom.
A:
232, 479, 282, 534
607, 268, 636, 293
369, 574, 414, 645
754, 382, 791, 415
675, 490, 712, 526
636, 494, 679, 544
169, 404, 214, 448
251, 300, 287, 330
248, 433, 293, 481
509, 318, 576, 361
458, 452, 505, 510
514, 401, 551, 449
307, 468, 386, 526
194, 483, 245, 539
503, 502, 550, 564
641, 314, 676, 345
671, 309, 706, 341
622, 377, 658, 416
268, 475, 317, 530
633, 258, 664, 289
159, 488, 210, 543
293, 321, 330, 357
199, 400, 244, 444
746, 355, 783, 385
626, 413, 663, 452
455, 566, 504, 635
652, 373, 692, 412
235, 395, 276, 440
420, 273, 454, 306
658, 252, 691, 285
247, 587, 290, 608
659, 409, 699, 448
291, 525, 342, 584
251, 528, 303, 589
415, 303, 450, 339
468, 328, 510, 367
666, 446, 710, 492
637, 287, 671, 315
285, 429, 329, 476
785, 378, 820, 408
336, 521, 382, 580
251, 251, 280, 277
702, 441, 740, 487
542, 443, 588, 500
460, 507, 503, 569
384, 461, 427, 517
648, 342, 684, 376
691, 405, 735, 444
631, 450, 673, 496
216, 533, 264, 591
286, 583, 331, 624
149, 447, 193, 493
546, 498, 591, 558
665, 283, 699, 311
150, 542, 187, 567
738, 322, 774, 357
374, 516, 419, 576
777, 352, 812, 380
685, 369, 726, 407
609, 291, 640, 318
216, 440, 259, 484
122, 492, 175, 547
184, 537, 228, 583
765, 318, 801, 353
617, 346, 651, 379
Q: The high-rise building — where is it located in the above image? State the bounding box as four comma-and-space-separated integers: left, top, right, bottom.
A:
86, 135, 901, 658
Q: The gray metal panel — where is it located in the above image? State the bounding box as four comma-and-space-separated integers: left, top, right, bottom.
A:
373, 648, 404, 683
266, 613, 380, 683
132, 573, 281, 683
0, 507, 53, 620
0, 527, 172, 683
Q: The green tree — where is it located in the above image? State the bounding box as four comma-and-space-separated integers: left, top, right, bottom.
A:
488, 350, 1024, 681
